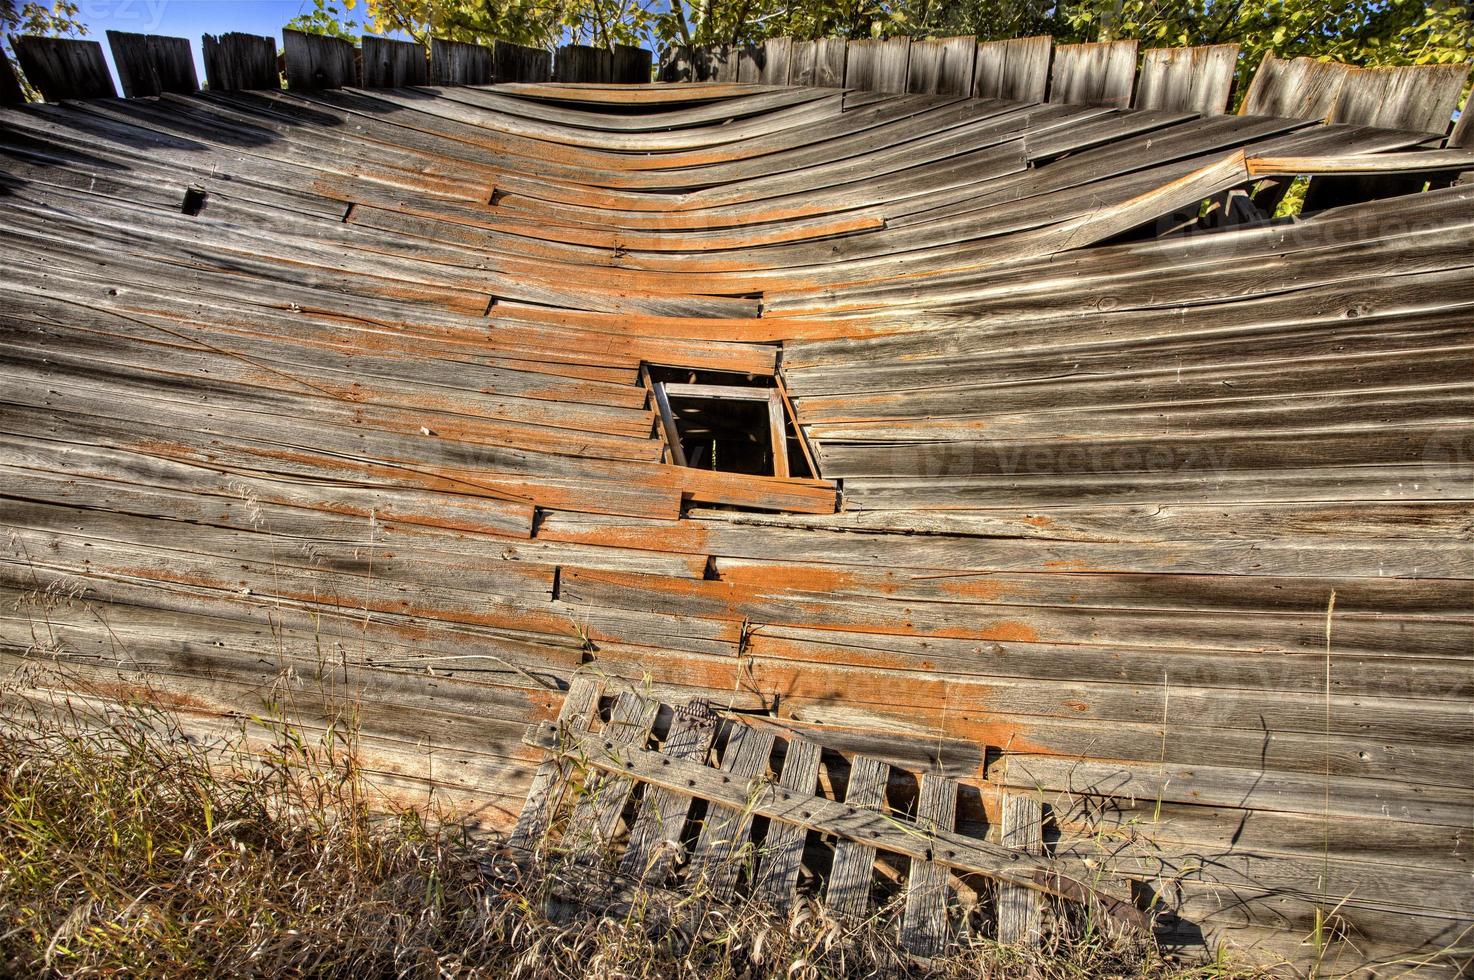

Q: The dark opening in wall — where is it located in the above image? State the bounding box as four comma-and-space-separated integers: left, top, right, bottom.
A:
646, 367, 814, 479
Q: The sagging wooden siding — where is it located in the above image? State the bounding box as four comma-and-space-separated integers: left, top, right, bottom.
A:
0, 76, 1470, 977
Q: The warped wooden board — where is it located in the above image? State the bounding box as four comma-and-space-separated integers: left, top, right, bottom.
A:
1, 72, 1470, 976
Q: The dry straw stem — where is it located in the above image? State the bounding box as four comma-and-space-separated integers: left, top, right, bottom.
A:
0, 688, 1278, 979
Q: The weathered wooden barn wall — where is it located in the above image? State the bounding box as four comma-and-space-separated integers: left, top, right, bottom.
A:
0, 29, 1471, 978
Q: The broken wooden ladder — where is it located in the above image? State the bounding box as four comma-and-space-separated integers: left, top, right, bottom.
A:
508, 677, 1143, 956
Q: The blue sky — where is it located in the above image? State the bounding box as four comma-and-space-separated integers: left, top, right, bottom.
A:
63, 0, 414, 90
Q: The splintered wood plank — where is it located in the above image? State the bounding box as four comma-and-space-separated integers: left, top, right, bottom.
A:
688, 722, 775, 900
825, 755, 890, 918
997, 793, 1044, 945
507, 675, 602, 851
619, 702, 719, 883
567, 690, 661, 862
901, 773, 959, 956
753, 737, 822, 907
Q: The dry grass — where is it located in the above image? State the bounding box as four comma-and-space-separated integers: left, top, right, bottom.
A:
0, 698, 1264, 980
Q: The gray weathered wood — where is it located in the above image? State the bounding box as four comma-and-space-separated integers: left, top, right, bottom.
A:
1239, 54, 1349, 119
202, 32, 277, 91
106, 31, 197, 98
10, 36, 115, 101
1326, 63, 1470, 135
494, 40, 550, 83
619, 702, 718, 882
1134, 44, 1238, 115
755, 37, 793, 86
566, 690, 661, 861
901, 773, 958, 956
283, 29, 357, 90
752, 736, 822, 906
687, 722, 775, 900
1048, 40, 1138, 108
824, 755, 889, 918
845, 37, 910, 94
507, 676, 602, 851
973, 35, 1051, 102
997, 793, 1043, 945
790, 37, 845, 88
430, 38, 493, 86
362, 35, 427, 87
906, 36, 975, 96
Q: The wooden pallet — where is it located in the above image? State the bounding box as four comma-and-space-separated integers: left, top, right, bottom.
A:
511, 678, 1143, 955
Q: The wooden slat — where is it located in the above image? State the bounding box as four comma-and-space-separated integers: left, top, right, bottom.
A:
997, 793, 1043, 945
824, 754, 889, 918
756, 37, 792, 86
106, 32, 197, 99
1239, 54, 1349, 119
506, 675, 602, 851
494, 41, 549, 83
612, 44, 651, 84
430, 38, 493, 86
619, 701, 718, 882
752, 736, 822, 907
900, 773, 958, 956
660, 45, 694, 83
687, 722, 775, 900
1048, 40, 1138, 108
1326, 63, 1470, 135
566, 690, 661, 861
555, 45, 612, 84
11, 36, 115, 101
362, 35, 428, 87
1247, 150, 1474, 177
202, 33, 277, 91
791, 38, 845, 87
906, 36, 975, 96
283, 29, 357, 90
973, 35, 1051, 102
845, 37, 910, 94
1133, 44, 1238, 115
767, 391, 790, 479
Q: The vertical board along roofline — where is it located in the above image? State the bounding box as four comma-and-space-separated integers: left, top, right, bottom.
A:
10, 35, 115, 101
106, 31, 198, 98
283, 28, 358, 89
362, 35, 429, 87
203, 32, 277, 91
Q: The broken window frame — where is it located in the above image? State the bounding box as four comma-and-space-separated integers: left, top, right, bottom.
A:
650, 380, 791, 478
